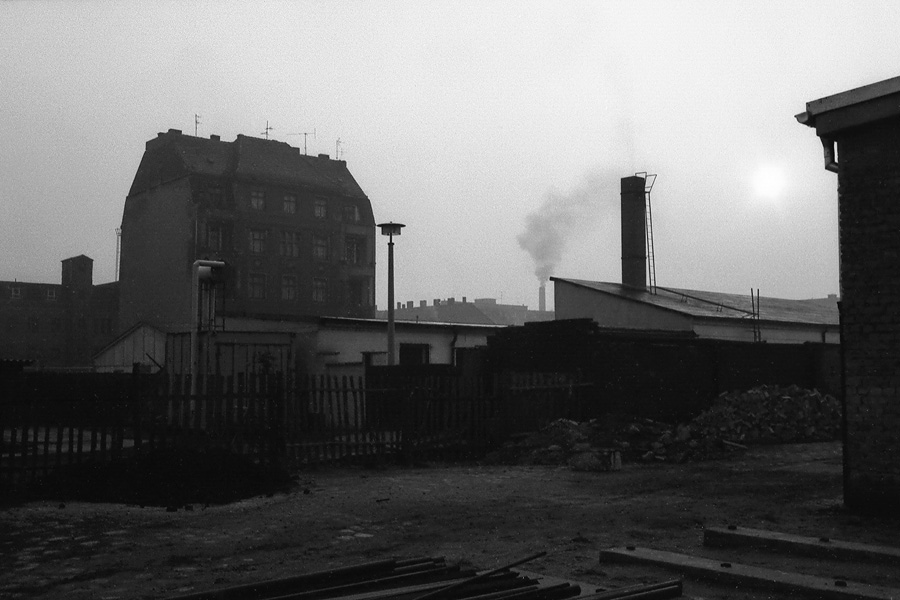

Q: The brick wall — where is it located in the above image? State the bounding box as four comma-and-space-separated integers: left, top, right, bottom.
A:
837, 116, 900, 512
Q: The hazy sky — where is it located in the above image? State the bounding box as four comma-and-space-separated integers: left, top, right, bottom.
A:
2, 1, 897, 311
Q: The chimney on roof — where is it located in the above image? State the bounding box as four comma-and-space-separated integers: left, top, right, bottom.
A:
434, 299, 441, 306
539, 284, 547, 312
406, 301, 413, 309
448, 297, 455, 304
462, 296, 467, 303
210, 134, 220, 141
318, 153, 330, 159
168, 128, 182, 136
420, 300, 426, 308
621, 175, 647, 290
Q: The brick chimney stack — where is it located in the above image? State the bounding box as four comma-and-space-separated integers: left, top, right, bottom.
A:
621, 175, 647, 290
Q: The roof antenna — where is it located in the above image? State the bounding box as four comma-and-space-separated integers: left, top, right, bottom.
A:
289, 128, 316, 154
261, 120, 273, 140
194, 114, 201, 137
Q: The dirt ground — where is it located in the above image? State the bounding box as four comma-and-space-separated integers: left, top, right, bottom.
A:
3, 441, 900, 600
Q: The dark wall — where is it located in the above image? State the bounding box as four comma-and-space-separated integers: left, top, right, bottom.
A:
0, 273, 119, 368
836, 116, 900, 513
485, 319, 841, 421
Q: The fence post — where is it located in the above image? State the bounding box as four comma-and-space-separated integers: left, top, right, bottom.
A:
269, 373, 285, 469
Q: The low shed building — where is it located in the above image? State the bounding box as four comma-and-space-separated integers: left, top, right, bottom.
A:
552, 278, 839, 344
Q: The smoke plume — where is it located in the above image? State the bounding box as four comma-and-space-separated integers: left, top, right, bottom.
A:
517, 170, 621, 282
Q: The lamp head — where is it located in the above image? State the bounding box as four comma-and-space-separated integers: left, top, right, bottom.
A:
377, 222, 406, 237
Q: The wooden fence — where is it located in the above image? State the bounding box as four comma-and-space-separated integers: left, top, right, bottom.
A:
1, 371, 592, 490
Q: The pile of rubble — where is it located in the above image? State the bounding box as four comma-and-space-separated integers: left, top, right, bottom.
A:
485, 384, 841, 467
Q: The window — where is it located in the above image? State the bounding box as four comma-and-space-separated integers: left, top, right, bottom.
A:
248, 273, 266, 300
314, 198, 327, 219
345, 237, 364, 265
283, 194, 297, 214
206, 223, 223, 251
280, 231, 301, 258
312, 278, 327, 303
349, 277, 370, 307
209, 186, 224, 207
343, 204, 360, 223
249, 229, 267, 254
250, 190, 266, 210
10, 286, 21, 300
281, 275, 297, 300
399, 343, 431, 366
46, 288, 57, 301
313, 235, 329, 260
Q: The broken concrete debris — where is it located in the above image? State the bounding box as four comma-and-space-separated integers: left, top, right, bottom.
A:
487, 385, 840, 466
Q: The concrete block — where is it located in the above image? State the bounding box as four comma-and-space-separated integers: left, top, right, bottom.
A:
599, 546, 900, 600
703, 527, 900, 566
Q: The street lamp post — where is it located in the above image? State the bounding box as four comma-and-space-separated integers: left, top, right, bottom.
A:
377, 221, 405, 366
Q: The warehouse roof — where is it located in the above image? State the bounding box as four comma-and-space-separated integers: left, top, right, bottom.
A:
551, 278, 838, 327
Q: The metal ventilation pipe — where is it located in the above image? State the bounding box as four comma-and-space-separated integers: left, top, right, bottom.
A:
621, 175, 647, 290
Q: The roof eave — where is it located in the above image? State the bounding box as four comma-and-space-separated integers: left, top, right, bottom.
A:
798, 76, 900, 136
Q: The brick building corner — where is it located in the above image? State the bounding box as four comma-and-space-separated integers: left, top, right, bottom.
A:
799, 76, 900, 513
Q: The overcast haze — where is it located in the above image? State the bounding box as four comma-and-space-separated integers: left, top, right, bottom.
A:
2, 1, 896, 311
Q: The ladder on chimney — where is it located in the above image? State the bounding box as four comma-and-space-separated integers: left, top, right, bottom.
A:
636, 172, 658, 294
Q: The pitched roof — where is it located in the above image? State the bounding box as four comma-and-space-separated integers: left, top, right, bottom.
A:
552, 278, 839, 327
128, 130, 367, 198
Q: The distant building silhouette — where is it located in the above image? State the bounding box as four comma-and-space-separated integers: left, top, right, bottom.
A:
0, 255, 118, 368
118, 129, 376, 331
381, 296, 554, 326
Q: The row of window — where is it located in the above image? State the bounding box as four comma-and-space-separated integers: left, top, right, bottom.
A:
207, 224, 367, 264
245, 274, 371, 307
247, 274, 328, 303
7, 287, 57, 301
248, 190, 361, 222
198, 184, 364, 223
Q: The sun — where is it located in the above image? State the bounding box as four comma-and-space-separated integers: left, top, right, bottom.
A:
752, 165, 786, 203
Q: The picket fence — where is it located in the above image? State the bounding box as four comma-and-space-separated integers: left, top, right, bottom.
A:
0, 371, 593, 489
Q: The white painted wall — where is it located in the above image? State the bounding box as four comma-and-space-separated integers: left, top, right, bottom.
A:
93, 324, 167, 372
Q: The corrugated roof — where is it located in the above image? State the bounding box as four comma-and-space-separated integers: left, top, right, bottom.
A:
552, 278, 839, 326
